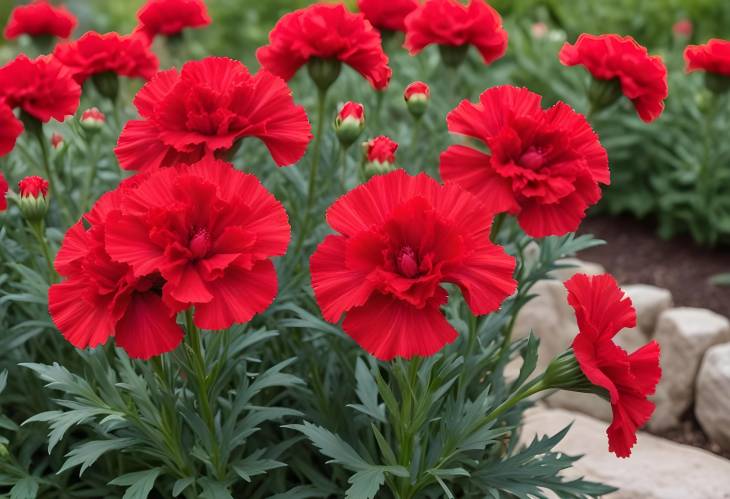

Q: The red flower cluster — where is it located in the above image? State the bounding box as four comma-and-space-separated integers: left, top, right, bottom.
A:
257, 3, 392, 90
18, 176, 49, 198
440, 86, 609, 238
565, 273, 661, 458
0, 54, 80, 123
135, 0, 211, 41
54, 31, 158, 84
559, 34, 668, 123
357, 0, 419, 33
115, 57, 311, 171
404, 0, 508, 66
4, 0, 76, 40
684, 39, 730, 77
310, 170, 516, 360
365, 136, 398, 164
49, 159, 290, 359
0, 172, 8, 211
0, 102, 23, 157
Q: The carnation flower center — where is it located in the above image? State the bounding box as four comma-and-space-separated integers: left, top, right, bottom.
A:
519, 147, 546, 170
189, 227, 211, 259
396, 246, 420, 278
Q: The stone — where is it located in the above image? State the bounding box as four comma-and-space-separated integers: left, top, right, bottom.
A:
622, 284, 673, 336
649, 308, 730, 432
696, 343, 730, 450
521, 406, 730, 499
549, 258, 605, 282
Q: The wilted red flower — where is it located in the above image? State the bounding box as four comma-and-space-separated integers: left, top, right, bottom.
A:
0, 172, 8, 211
53, 31, 158, 84
673, 19, 693, 38
365, 136, 398, 164
357, 0, 419, 33
18, 176, 49, 198
440, 86, 608, 238
565, 273, 661, 458
104, 159, 290, 331
135, 0, 210, 41
310, 170, 516, 360
559, 34, 668, 123
0, 54, 80, 123
51, 133, 64, 149
0, 101, 23, 157
115, 57, 311, 171
4, 0, 76, 40
684, 39, 730, 77
404, 0, 508, 66
404, 81, 430, 101
257, 3, 392, 90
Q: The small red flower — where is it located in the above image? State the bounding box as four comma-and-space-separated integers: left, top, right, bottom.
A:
18, 176, 49, 198
0, 101, 23, 157
51, 133, 64, 149
0, 54, 80, 123
365, 136, 398, 164
357, 0, 419, 33
135, 0, 210, 40
103, 158, 291, 331
559, 34, 668, 123
4, 0, 76, 40
257, 3, 392, 90
684, 39, 730, 77
565, 273, 661, 458
310, 170, 517, 360
115, 57, 311, 171
404, 81, 430, 101
0, 172, 8, 211
440, 85, 609, 238
53, 31, 158, 84
404, 0, 508, 65
673, 20, 693, 38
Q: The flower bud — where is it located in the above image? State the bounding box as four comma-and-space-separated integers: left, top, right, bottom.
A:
404, 81, 430, 119
362, 136, 398, 179
80, 107, 106, 132
672, 19, 692, 39
531, 22, 548, 39
18, 176, 49, 222
335, 102, 365, 148
587, 77, 622, 115
51, 133, 64, 150
543, 350, 606, 398
307, 57, 342, 92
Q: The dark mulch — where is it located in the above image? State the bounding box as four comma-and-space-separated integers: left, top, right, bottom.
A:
578, 215, 730, 459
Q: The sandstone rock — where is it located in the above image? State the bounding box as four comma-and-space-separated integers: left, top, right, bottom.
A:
521, 406, 730, 499
622, 284, 673, 336
696, 343, 730, 450
649, 308, 730, 432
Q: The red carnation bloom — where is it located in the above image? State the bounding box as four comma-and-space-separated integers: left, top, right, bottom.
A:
310, 170, 516, 360
366, 136, 398, 164
0, 54, 80, 123
565, 273, 661, 458
53, 31, 158, 84
49, 188, 184, 359
115, 57, 311, 171
357, 0, 419, 33
136, 0, 210, 40
559, 34, 668, 123
4, 0, 76, 40
0, 101, 23, 157
404, 0, 508, 65
18, 176, 49, 198
404, 81, 430, 101
257, 3, 392, 90
440, 86, 609, 238
684, 39, 730, 77
104, 159, 290, 331
0, 172, 8, 211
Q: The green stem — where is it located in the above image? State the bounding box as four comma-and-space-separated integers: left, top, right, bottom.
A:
396, 357, 421, 498
33, 128, 74, 226
306, 87, 328, 215
28, 221, 57, 282
478, 378, 547, 428
338, 144, 348, 192
410, 118, 422, 173
457, 312, 479, 397
81, 139, 99, 213
490, 213, 506, 242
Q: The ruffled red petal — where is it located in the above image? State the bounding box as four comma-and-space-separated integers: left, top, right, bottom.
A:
115, 291, 184, 359
4, 1, 77, 40
0, 101, 23, 157
685, 39, 730, 77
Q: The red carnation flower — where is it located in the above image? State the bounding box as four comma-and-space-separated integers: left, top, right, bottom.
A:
53, 31, 158, 84
135, 0, 210, 40
559, 34, 668, 123
404, 0, 508, 66
0, 54, 80, 123
257, 3, 392, 90
684, 39, 730, 77
366, 136, 398, 164
565, 273, 661, 458
104, 159, 290, 331
0, 101, 23, 157
357, 0, 419, 33
310, 170, 516, 360
18, 176, 49, 198
49, 188, 185, 359
4, 0, 76, 40
440, 86, 609, 238
0, 172, 8, 211
115, 57, 311, 171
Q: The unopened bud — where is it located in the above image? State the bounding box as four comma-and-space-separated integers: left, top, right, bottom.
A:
362, 136, 398, 179
92, 71, 120, 101
51, 133, 64, 150
543, 350, 606, 398
587, 77, 623, 115
80, 107, 106, 132
307, 57, 342, 92
404, 81, 430, 119
438, 44, 469, 69
335, 102, 365, 148
18, 176, 49, 222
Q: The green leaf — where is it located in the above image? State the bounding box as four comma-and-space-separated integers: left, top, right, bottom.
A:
345, 469, 385, 499
109, 468, 161, 499
285, 422, 369, 472
59, 438, 136, 476
198, 478, 233, 499
172, 477, 195, 497
10, 477, 38, 499
511, 332, 539, 390
232, 450, 286, 482
347, 358, 385, 423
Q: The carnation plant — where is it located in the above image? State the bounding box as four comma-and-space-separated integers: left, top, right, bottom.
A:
0, 1, 665, 498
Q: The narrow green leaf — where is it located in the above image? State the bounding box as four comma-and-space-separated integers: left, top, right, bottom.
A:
109, 468, 161, 499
